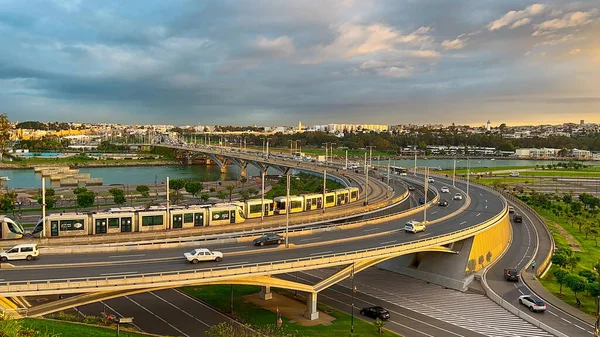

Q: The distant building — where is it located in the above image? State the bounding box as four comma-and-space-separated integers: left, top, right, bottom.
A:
581, 120, 585, 125
486, 120, 491, 132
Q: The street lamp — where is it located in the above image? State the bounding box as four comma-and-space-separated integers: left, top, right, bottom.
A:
366, 146, 374, 169
322, 142, 330, 163
285, 173, 290, 248
350, 263, 356, 334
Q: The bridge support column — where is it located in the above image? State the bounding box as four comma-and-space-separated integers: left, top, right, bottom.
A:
220, 164, 227, 173
259, 286, 272, 300
240, 168, 247, 178
304, 292, 319, 320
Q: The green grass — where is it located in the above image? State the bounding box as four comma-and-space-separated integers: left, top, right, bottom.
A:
440, 165, 536, 174
182, 285, 400, 337
21, 318, 150, 337
514, 171, 600, 177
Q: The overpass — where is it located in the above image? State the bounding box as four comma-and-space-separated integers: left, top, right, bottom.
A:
0, 146, 510, 322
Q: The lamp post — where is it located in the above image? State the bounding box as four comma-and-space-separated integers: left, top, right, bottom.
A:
330, 143, 336, 164
323, 142, 329, 163
350, 263, 356, 334
288, 140, 294, 154
453, 156, 456, 187
261, 169, 266, 221
366, 146, 374, 169
285, 173, 290, 248
364, 152, 369, 206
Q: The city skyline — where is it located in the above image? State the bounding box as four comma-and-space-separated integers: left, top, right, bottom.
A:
1, 1, 599, 125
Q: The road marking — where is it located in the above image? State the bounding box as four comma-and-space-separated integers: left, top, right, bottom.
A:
150, 291, 211, 328
476, 213, 481, 217
380, 240, 397, 245
108, 254, 146, 258
485, 205, 488, 209
310, 251, 333, 256
561, 318, 572, 324
300, 237, 322, 242
459, 221, 467, 225
431, 211, 438, 214
100, 271, 138, 276
0, 279, 4, 281
125, 296, 191, 337
220, 246, 246, 250
485, 199, 488, 203
547, 310, 559, 317
363, 227, 379, 232
418, 233, 432, 237
220, 261, 248, 266
479, 193, 483, 196
574, 324, 587, 330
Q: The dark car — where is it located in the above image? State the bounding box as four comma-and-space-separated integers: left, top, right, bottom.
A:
438, 199, 449, 207
360, 306, 390, 321
504, 268, 519, 282
408, 186, 415, 191
513, 213, 523, 223
253, 233, 284, 246
418, 197, 426, 205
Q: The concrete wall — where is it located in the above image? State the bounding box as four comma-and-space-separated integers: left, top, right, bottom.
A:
466, 215, 511, 273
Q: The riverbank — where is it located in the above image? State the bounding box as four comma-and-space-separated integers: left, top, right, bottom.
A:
0, 159, 181, 170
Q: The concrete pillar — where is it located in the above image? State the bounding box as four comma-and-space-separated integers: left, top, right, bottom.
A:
259, 286, 272, 300
240, 168, 247, 178
304, 292, 319, 320
220, 164, 227, 173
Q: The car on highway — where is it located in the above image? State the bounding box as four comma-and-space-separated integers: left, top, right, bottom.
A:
184, 248, 223, 264
360, 306, 390, 320
428, 177, 435, 183
400, 172, 408, 176
438, 199, 449, 207
0, 244, 39, 262
518, 295, 546, 312
407, 186, 415, 191
404, 220, 426, 233
513, 213, 523, 223
440, 186, 450, 193
253, 233, 285, 246
509, 206, 515, 213
418, 197, 426, 205
453, 193, 463, 200
504, 268, 519, 282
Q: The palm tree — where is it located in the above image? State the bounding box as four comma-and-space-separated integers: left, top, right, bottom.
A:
226, 184, 235, 202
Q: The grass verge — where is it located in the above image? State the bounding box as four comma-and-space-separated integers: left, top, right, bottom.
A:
182, 285, 400, 337
21, 318, 150, 337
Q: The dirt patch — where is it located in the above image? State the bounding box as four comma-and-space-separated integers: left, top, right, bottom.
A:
550, 221, 583, 252
243, 292, 335, 327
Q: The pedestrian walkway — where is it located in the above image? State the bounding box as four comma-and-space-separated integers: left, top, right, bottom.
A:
305, 268, 554, 337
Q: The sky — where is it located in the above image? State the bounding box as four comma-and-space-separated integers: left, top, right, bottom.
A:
0, 0, 599, 127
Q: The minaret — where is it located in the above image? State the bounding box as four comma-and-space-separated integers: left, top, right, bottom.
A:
298, 121, 303, 133
486, 120, 491, 132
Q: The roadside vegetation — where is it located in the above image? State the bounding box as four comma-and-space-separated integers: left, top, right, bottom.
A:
266, 173, 345, 199
183, 285, 399, 337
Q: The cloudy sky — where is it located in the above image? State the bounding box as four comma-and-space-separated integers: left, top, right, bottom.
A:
1, 0, 599, 126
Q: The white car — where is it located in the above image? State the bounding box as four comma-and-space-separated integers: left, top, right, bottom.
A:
440, 186, 450, 193
400, 172, 407, 176
453, 193, 463, 200
0, 244, 39, 262
184, 248, 223, 264
518, 295, 546, 312
404, 220, 426, 233
428, 177, 435, 183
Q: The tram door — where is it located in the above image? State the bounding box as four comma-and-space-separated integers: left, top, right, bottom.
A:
172, 215, 183, 229
95, 219, 107, 234
121, 217, 132, 232
230, 210, 236, 224
194, 213, 204, 227
51, 221, 59, 237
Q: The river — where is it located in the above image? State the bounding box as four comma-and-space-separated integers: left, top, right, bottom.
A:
0, 158, 596, 189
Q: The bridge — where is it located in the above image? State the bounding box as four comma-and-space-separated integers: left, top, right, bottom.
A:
0, 144, 510, 325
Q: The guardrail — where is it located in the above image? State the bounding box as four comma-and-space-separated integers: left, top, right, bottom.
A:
0, 186, 506, 294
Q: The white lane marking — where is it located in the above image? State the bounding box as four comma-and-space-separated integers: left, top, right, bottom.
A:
149, 291, 210, 328
561, 318, 572, 324
381, 240, 397, 245
459, 221, 467, 225
547, 310, 559, 317
418, 233, 432, 237
485, 205, 488, 209
363, 227, 379, 232
125, 296, 191, 337
220, 246, 246, 250
0, 279, 4, 281
101, 302, 144, 331
108, 254, 146, 258
485, 199, 488, 203
310, 251, 333, 256
479, 193, 483, 196
476, 213, 481, 217
100, 271, 138, 276
220, 261, 248, 266
300, 237, 322, 242
574, 324, 587, 330
431, 211, 438, 214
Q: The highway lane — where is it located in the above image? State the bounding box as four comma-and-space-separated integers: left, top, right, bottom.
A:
0, 178, 504, 283
487, 199, 594, 337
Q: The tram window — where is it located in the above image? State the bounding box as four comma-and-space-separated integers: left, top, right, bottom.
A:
250, 204, 262, 213
142, 215, 164, 226
238, 209, 246, 219
351, 191, 358, 199
326, 195, 335, 203
108, 218, 120, 228
291, 201, 302, 209
7, 222, 19, 233
212, 210, 230, 220
184, 213, 194, 223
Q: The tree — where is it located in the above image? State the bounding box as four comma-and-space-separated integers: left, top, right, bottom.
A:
109, 188, 126, 206
240, 177, 248, 187
169, 190, 184, 204
586, 282, 600, 316
185, 181, 203, 199
568, 255, 581, 272
374, 317, 386, 334
591, 229, 599, 247
0, 190, 17, 214
205, 321, 297, 337
562, 194, 573, 204
240, 190, 250, 202
200, 193, 210, 203
169, 179, 186, 191
564, 274, 587, 306
73, 187, 88, 195
217, 190, 227, 202
226, 184, 235, 202
36, 188, 56, 209
0, 113, 11, 151
579, 269, 597, 283
583, 224, 592, 239
553, 268, 569, 294
552, 253, 568, 269
76, 190, 96, 209
136, 185, 150, 198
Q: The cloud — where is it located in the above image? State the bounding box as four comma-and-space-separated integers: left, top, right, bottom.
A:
442, 38, 467, 50
255, 36, 295, 57
52, 0, 81, 12
570, 48, 582, 55
488, 4, 545, 31
533, 10, 598, 35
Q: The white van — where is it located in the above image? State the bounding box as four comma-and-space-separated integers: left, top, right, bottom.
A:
0, 244, 40, 261
404, 220, 426, 233
509, 172, 520, 177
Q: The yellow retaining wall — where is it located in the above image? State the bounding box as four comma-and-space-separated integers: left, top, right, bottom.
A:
466, 212, 511, 273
